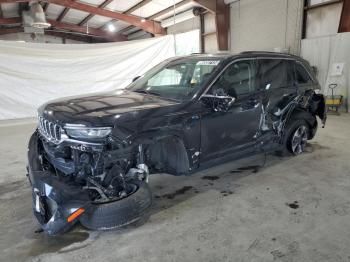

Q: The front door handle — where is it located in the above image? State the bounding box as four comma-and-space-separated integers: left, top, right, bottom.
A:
249, 98, 258, 103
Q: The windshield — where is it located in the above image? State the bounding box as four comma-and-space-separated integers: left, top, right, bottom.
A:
128, 58, 222, 101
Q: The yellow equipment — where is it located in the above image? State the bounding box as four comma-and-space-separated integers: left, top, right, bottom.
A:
325, 83, 343, 114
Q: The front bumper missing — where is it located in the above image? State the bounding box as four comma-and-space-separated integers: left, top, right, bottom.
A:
27, 132, 91, 235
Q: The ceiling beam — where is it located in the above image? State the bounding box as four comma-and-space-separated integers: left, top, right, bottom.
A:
0, 26, 23, 34
45, 0, 165, 35
0, 0, 165, 35
125, 0, 152, 14
0, 26, 105, 42
78, 0, 114, 26
48, 19, 126, 41
0, 16, 21, 23
0, 17, 21, 24
0, 17, 127, 41
100, 0, 154, 33
57, 7, 70, 21
148, 0, 192, 20
339, 0, 350, 32
116, 0, 193, 35
0, 0, 34, 2
45, 30, 107, 42
78, 13, 94, 26
117, 25, 133, 34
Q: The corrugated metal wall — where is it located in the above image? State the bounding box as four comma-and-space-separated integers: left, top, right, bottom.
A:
301, 33, 350, 111
305, 2, 343, 38
229, 0, 303, 55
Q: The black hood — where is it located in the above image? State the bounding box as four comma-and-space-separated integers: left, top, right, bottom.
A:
38, 90, 180, 126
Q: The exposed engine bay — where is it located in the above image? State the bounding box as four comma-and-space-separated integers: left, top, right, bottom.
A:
36, 126, 150, 204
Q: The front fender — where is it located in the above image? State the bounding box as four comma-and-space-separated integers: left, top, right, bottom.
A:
111, 111, 202, 171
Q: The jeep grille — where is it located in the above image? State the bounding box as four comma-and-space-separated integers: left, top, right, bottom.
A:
38, 116, 63, 144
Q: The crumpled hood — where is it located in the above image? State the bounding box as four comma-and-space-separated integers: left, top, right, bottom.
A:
38, 90, 179, 126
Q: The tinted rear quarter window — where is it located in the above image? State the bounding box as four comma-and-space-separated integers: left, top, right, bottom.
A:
258, 59, 294, 90
295, 62, 312, 84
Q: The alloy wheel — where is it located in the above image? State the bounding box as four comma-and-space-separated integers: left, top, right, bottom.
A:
291, 125, 308, 155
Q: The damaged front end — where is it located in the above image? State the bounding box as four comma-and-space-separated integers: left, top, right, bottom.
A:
27, 120, 151, 235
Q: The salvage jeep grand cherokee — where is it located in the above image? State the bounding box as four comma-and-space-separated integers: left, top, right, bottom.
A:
27, 52, 326, 235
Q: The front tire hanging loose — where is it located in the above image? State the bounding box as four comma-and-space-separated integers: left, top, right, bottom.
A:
79, 180, 152, 230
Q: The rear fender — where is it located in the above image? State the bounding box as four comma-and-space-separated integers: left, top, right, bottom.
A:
310, 93, 327, 127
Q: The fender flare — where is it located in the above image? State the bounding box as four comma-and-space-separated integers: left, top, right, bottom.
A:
288, 107, 317, 139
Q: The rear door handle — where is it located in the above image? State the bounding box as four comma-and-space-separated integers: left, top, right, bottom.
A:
248, 97, 259, 106
242, 97, 259, 110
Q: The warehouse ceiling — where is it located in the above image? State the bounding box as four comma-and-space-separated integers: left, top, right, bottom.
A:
0, 0, 205, 42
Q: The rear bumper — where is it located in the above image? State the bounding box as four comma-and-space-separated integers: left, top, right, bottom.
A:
27, 132, 91, 235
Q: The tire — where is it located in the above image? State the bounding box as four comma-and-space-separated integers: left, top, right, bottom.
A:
278, 119, 309, 156
79, 180, 152, 230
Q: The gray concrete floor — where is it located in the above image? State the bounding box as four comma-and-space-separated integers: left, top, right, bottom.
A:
1, 115, 350, 262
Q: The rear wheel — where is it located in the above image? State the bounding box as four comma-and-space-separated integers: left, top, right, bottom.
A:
277, 119, 309, 156
288, 124, 308, 155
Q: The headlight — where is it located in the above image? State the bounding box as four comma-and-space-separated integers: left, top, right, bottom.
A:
65, 126, 112, 139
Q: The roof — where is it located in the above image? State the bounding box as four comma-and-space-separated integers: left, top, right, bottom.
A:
238, 51, 300, 58
172, 51, 302, 61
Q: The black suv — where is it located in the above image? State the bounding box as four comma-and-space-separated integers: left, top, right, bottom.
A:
27, 52, 326, 235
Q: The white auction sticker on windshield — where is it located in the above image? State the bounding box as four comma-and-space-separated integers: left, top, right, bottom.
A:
197, 61, 220, 66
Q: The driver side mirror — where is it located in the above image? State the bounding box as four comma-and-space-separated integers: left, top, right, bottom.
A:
132, 76, 141, 82
201, 94, 236, 112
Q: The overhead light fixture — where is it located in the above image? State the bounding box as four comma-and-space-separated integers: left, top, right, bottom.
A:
139, 3, 146, 23
107, 23, 116, 32
22, 2, 51, 32
31, 3, 51, 29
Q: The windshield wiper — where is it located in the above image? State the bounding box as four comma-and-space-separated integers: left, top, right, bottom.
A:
134, 89, 161, 97
133, 89, 180, 102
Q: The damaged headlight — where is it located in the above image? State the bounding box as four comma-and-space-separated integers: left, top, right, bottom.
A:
65, 126, 112, 139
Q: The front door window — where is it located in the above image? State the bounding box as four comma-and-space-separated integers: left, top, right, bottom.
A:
209, 60, 256, 97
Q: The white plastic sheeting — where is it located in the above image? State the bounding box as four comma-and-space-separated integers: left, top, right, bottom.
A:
301, 33, 350, 111
0, 36, 175, 120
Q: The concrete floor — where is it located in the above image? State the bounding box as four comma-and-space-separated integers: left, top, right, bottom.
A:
1, 115, 350, 262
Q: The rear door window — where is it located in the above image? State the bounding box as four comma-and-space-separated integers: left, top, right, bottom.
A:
258, 59, 294, 90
